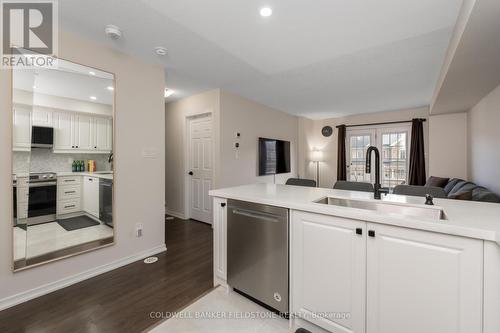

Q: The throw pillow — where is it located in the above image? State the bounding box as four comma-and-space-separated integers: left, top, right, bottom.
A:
425, 176, 450, 188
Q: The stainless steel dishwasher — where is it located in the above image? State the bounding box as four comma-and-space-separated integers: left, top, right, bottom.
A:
227, 199, 289, 314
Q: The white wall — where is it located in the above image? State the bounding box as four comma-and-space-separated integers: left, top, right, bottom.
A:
0, 30, 166, 307
468, 84, 500, 195
297, 107, 429, 188
219, 90, 298, 188
165, 90, 221, 218
164, 90, 298, 218
428, 112, 468, 179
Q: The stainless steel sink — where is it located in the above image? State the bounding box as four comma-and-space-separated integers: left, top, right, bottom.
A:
314, 197, 446, 220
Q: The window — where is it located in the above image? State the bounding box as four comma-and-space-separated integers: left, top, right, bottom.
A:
347, 133, 373, 183
347, 125, 410, 189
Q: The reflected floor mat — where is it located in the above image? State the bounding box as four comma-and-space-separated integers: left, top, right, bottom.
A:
57, 215, 100, 231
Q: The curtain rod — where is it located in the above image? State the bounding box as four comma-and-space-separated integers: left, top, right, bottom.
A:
335, 119, 426, 129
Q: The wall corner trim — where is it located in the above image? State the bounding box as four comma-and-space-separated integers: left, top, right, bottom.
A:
0, 244, 167, 311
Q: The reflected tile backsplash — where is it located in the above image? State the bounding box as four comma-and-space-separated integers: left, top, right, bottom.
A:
13, 149, 111, 174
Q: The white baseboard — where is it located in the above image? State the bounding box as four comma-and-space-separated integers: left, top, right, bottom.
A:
165, 209, 186, 220
0, 244, 167, 311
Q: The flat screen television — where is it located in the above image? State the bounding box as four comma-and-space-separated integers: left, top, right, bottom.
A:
258, 137, 291, 176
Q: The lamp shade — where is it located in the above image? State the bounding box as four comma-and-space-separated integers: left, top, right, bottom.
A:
310, 149, 323, 162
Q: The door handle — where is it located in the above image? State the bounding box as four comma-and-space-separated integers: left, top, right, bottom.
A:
231, 209, 280, 223
188, 171, 193, 176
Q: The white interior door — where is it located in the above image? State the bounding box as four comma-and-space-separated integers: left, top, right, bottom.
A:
187, 114, 213, 224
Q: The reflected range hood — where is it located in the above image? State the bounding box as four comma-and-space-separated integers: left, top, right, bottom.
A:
31, 126, 54, 149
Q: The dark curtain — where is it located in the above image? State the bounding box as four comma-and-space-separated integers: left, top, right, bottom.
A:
337, 125, 347, 181
409, 118, 426, 185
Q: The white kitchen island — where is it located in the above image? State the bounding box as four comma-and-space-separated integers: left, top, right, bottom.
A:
209, 183, 500, 333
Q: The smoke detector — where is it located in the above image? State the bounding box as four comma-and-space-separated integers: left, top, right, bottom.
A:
154, 46, 168, 56
105, 25, 122, 40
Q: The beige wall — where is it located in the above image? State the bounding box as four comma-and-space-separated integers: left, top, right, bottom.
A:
468, 84, 500, 194
164, 90, 298, 218
428, 112, 468, 179
0, 30, 166, 305
298, 107, 429, 188
219, 90, 298, 188
164, 90, 221, 217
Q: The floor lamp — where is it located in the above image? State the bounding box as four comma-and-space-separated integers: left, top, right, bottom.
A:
310, 150, 323, 187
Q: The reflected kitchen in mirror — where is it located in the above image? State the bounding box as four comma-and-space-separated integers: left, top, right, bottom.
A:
12, 59, 115, 271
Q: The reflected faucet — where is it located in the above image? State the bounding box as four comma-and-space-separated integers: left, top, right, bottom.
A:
366, 146, 389, 200
108, 153, 114, 170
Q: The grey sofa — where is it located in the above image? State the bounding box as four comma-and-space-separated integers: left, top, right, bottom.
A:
443, 178, 500, 203
395, 178, 500, 203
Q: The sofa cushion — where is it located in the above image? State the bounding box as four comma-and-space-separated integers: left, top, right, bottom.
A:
472, 187, 500, 203
444, 178, 464, 195
448, 190, 473, 200
425, 176, 449, 188
448, 181, 475, 196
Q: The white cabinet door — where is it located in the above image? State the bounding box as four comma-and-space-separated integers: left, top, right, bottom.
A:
13, 106, 31, 151
291, 211, 366, 333
82, 176, 99, 218
366, 223, 483, 333
53, 112, 73, 150
213, 197, 227, 286
74, 115, 94, 151
94, 117, 112, 152
32, 108, 53, 127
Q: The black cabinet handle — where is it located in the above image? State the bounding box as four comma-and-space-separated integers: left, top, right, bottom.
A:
368, 230, 375, 237
188, 171, 193, 175
221, 203, 226, 207
72, 146, 75, 148
356, 228, 362, 235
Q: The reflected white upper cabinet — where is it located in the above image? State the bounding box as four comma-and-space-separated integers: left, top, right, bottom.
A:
74, 114, 94, 151
13, 106, 31, 152
31, 108, 53, 127
52, 112, 112, 154
94, 117, 112, 151
53, 112, 73, 150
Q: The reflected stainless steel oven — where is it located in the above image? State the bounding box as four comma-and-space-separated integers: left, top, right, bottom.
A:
27, 173, 57, 225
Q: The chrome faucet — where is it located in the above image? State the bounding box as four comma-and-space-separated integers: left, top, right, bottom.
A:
366, 146, 389, 200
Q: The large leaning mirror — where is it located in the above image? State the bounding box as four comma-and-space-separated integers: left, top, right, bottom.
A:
12, 59, 115, 271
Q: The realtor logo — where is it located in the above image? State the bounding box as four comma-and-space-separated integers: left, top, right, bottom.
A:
1, 0, 58, 68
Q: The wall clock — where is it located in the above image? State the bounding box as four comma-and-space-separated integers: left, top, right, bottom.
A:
321, 126, 333, 137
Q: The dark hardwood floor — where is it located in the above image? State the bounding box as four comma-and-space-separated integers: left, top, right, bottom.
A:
0, 217, 213, 333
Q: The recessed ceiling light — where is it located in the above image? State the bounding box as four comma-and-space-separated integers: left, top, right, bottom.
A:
164, 88, 174, 98
107, 86, 114, 91
260, 7, 273, 17
90, 96, 97, 101
32, 85, 37, 89
155, 46, 168, 56
89, 71, 96, 76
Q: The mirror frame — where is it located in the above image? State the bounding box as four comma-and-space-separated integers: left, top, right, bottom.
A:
10, 58, 116, 272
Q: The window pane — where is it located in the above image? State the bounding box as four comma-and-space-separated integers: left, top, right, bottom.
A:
381, 131, 407, 188
348, 135, 371, 182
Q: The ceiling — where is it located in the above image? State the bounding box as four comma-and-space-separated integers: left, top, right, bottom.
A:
59, 0, 463, 119
14, 58, 114, 105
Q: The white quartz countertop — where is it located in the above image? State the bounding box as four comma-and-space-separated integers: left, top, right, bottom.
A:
210, 183, 500, 245
57, 171, 113, 180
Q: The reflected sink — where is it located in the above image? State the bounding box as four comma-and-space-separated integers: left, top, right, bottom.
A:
314, 197, 446, 221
